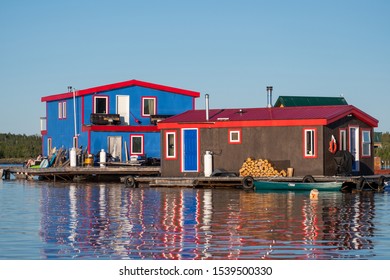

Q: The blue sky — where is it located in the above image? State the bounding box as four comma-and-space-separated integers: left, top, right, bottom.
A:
1, 0, 389, 135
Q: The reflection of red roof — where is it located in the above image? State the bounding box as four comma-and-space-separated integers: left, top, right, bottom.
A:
41, 79, 200, 102
158, 105, 378, 128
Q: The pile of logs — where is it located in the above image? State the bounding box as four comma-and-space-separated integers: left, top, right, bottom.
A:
239, 157, 287, 177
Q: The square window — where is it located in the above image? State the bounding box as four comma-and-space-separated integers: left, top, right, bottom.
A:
228, 129, 241, 144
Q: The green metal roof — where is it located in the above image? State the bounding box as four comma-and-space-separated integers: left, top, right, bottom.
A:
274, 96, 348, 107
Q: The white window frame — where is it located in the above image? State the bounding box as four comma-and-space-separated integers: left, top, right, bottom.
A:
339, 129, 347, 151
94, 96, 109, 114
62, 101, 67, 119
165, 131, 177, 159
58, 102, 63, 119
142, 97, 156, 117
362, 130, 371, 157
304, 128, 317, 158
228, 129, 241, 144
130, 135, 144, 155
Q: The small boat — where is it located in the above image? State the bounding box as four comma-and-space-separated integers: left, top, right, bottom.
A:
253, 180, 342, 191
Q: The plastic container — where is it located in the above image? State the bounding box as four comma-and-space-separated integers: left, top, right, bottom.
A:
70, 148, 77, 167
100, 149, 106, 167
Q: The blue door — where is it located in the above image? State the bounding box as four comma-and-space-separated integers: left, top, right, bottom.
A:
182, 129, 198, 172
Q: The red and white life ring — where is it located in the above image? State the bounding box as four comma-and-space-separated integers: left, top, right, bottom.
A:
328, 136, 337, 154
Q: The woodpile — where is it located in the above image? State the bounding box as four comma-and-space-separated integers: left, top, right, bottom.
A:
239, 157, 287, 177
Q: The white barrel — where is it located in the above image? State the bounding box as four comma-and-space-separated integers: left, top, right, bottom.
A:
70, 148, 77, 167
204, 151, 213, 177
100, 149, 106, 167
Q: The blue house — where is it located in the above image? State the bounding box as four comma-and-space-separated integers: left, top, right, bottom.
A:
40, 79, 200, 162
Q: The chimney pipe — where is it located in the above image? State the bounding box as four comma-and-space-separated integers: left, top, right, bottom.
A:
266, 86, 273, 108
205, 94, 209, 121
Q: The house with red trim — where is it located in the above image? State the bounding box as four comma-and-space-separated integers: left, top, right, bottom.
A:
157, 105, 378, 177
41, 79, 200, 161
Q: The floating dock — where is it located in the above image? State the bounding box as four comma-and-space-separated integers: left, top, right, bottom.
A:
1, 165, 160, 182
2, 166, 388, 192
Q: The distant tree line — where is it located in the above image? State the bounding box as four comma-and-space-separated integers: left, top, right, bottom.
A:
375, 132, 390, 161
0, 133, 41, 161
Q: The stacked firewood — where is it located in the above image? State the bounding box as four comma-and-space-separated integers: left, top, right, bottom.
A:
239, 157, 287, 177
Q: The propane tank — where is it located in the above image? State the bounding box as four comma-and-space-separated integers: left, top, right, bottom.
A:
100, 149, 106, 167
204, 151, 213, 177
70, 147, 77, 167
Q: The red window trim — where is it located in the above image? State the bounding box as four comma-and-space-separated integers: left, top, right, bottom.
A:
58, 101, 67, 120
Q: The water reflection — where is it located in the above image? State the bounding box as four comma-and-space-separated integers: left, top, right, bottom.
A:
38, 185, 378, 259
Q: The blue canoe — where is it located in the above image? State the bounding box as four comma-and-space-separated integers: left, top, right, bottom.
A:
253, 180, 342, 191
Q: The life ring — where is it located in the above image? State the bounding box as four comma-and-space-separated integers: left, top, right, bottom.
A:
328, 138, 337, 154
356, 176, 366, 191
242, 176, 255, 190
302, 175, 315, 183
124, 175, 136, 188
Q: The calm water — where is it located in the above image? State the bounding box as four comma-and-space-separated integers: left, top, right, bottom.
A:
1, 178, 390, 260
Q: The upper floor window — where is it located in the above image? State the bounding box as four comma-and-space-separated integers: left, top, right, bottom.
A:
94, 96, 108, 114
142, 97, 156, 117
304, 128, 317, 158
362, 130, 371, 157
58, 101, 66, 119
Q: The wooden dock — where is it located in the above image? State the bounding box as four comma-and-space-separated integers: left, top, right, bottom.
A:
2, 166, 388, 192
1, 165, 160, 182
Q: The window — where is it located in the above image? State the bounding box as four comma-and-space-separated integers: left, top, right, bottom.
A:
165, 131, 177, 159
47, 138, 52, 156
94, 96, 108, 114
130, 135, 144, 155
142, 97, 156, 117
228, 129, 242, 144
339, 129, 347, 150
58, 102, 62, 119
58, 101, 67, 119
304, 128, 316, 158
362, 130, 371, 157
62, 101, 67, 119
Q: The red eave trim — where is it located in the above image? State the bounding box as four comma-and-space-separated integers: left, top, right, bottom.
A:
82, 125, 159, 132
41, 79, 200, 102
158, 119, 328, 129
41, 130, 47, 136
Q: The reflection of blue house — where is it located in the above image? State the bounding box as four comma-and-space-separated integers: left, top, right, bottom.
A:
41, 79, 200, 161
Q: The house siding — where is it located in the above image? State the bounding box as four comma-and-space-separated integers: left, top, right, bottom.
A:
42, 81, 199, 161
160, 115, 375, 177
161, 126, 325, 177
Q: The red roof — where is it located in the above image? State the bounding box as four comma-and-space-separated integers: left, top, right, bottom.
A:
41, 79, 200, 102
158, 105, 378, 128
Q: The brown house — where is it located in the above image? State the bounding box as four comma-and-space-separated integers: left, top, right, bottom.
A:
157, 105, 378, 177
